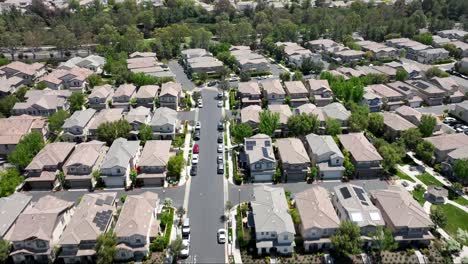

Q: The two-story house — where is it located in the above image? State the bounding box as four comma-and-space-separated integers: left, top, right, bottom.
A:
137, 140, 173, 186
125, 106, 152, 139
261, 79, 285, 105
12, 89, 71, 116
0, 115, 47, 156
150, 107, 179, 140
407, 80, 445, 106
115, 192, 160, 261
58, 55, 106, 73
61, 108, 96, 142
135, 85, 158, 109
240, 134, 276, 182
382, 112, 416, 141
250, 185, 296, 255
0, 193, 32, 240
88, 84, 114, 110
362, 88, 383, 112
284, 81, 309, 107
113, 84, 137, 111
9, 196, 74, 264
240, 105, 262, 129
366, 84, 405, 111
296, 186, 340, 251
416, 48, 449, 64
304, 133, 345, 180
430, 77, 464, 103
276, 138, 310, 182
0, 76, 24, 96
63, 141, 108, 189
0, 61, 46, 85
371, 186, 434, 247
100, 138, 140, 188
159, 82, 182, 110
268, 104, 292, 136
276, 42, 321, 67
40, 67, 93, 92
238, 82, 262, 107
386, 81, 423, 108
87, 108, 124, 140
24, 142, 76, 190
395, 105, 442, 134
58, 193, 117, 264
423, 133, 468, 163
338, 133, 383, 178
322, 102, 351, 127
307, 79, 333, 107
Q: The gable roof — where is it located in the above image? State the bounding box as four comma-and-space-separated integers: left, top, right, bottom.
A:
114, 84, 136, 97
64, 141, 106, 168
25, 142, 76, 171
382, 112, 416, 132
296, 186, 340, 230
115, 192, 159, 237
136, 85, 158, 99
160, 82, 182, 97
244, 134, 275, 164
138, 140, 172, 167
284, 81, 308, 94
101, 138, 140, 169
0, 193, 32, 238
241, 105, 262, 124
150, 107, 177, 127
276, 138, 310, 165
1, 61, 44, 76
308, 79, 331, 92
89, 84, 114, 99
268, 104, 292, 124
125, 106, 151, 125
238, 82, 261, 96
88, 108, 123, 130
62, 108, 96, 129
322, 102, 350, 121
261, 79, 285, 95
338, 133, 383, 162
305, 133, 344, 160
424, 133, 468, 152
0, 115, 45, 145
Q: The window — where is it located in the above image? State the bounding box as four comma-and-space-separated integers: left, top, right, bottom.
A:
117, 168, 121, 174
136, 238, 141, 244
283, 235, 288, 240
37, 240, 46, 248
336, 159, 339, 164
261, 232, 264, 235
255, 163, 261, 169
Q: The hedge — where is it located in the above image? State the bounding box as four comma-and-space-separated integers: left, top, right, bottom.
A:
249, 71, 272, 77
163, 207, 174, 247
236, 206, 246, 248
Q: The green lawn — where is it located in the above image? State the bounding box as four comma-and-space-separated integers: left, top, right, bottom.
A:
452, 196, 468, 206
417, 172, 444, 187
412, 188, 426, 206
396, 169, 416, 183
433, 204, 468, 245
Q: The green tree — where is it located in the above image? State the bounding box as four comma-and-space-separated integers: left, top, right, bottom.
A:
331, 221, 362, 256
415, 140, 435, 164
348, 112, 368, 132
176, 206, 186, 224
259, 110, 280, 137
325, 118, 342, 136
8, 131, 45, 170
0, 168, 24, 197
292, 70, 304, 81
395, 69, 409, 81
418, 114, 437, 137
69, 93, 86, 113
169, 236, 186, 260
379, 144, 404, 173
401, 128, 423, 150
425, 67, 449, 78
370, 227, 397, 258
413, 32, 433, 45
239, 71, 251, 82
0, 239, 10, 263
95, 232, 117, 264
150, 236, 166, 251
231, 123, 253, 144
343, 149, 355, 177
97, 119, 132, 145
430, 206, 447, 228
87, 74, 103, 88
0, 95, 18, 117
138, 124, 153, 144
35, 81, 47, 90
287, 113, 319, 136
167, 153, 184, 179
443, 43, 462, 60
48, 110, 70, 135
368, 113, 384, 135
279, 72, 291, 82
453, 159, 468, 184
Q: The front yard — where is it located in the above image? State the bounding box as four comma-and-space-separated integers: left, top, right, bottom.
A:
396, 169, 416, 183
432, 204, 468, 245
417, 172, 444, 187
412, 186, 426, 206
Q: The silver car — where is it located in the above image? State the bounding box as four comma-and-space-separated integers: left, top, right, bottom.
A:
217, 144, 223, 153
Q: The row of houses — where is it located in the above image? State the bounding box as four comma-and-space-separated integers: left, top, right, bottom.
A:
249, 184, 434, 255
0, 191, 161, 263
275, 42, 321, 68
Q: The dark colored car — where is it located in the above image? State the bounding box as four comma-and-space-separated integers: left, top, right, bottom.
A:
190, 165, 198, 176
217, 122, 224, 131
194, 130, 200, 140
217, 134, 223, 143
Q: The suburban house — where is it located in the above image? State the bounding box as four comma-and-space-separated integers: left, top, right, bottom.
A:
261, 79, 285, 105
125, 106, 152, 138
58, 193, 117, 264
135, 85, 158, 109
115, 192, 160, 261
9, 196, 74, 264
407, 80, 445, 106
294, 103, 323, 123
437, 29, 468, 40
385, 38, 430, 60
284, 81, 309, 107
416, 48, 449, 64
307, 39, 339, 54
384, 61, 422, 79
230, 46, 270, 73
238, 82, 262, 107
88, 84, 114, 110
321, 102, 351, 127
276, 42, 321, 67
61, 108, 96, 142
113, 84, 137, 111
336, 67, 366, 78
0, 76, 24, 96
382, 112, 416, 140
100, 138, 141, 188
362, 88, 383, 112
268, 104, 292, 135
127, 55, 174, 78
181, 48, 209, 61
159, 82, 182, 110
395, 105, 442, 133
181, 48, 224, 75
307, 79, 333, 107
333, 49, 365, 63
332, 184, 385, 237
355, 40, 398, 60
137, 140, 173, 186
0, 61, 46, 85
0, 115, 47, 156
304, 133, 345, 180
367, 84, 404, 110
240, 105, 262, 129
295, 186, 340, 251
338, 133, 383, 178
40, 67, 93, 92
58, 55, 106, 73
240, 134, 276, 182
0, 193, 32, 240
276, 138, 310, 182
386, 81, 423, 108
451, 101, 468, 124
24, 142, 76, 190
430, 77, 464, 103
63, 141, 108, 189
87, 108, 124, 139
250, 185, 296, 255
12, 89, 71, 116
150, 107, 179, 140
371, 186, 434, 246
424, 133, 468, 163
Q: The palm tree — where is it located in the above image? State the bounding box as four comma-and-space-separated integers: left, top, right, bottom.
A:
176, 206, 186, 225
163, 198, 173, 208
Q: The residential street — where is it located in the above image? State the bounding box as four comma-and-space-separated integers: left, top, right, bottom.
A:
185, 88, 226, 263
168, 60, 196, 91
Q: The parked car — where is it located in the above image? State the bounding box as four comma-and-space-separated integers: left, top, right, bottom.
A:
190, 165, 198, 176
195, 121, 201, 130
194, 130, 200, 140
217, 134, 223, 143
217, 229, 227, 244
193, 143, 199, 154
181, 238, 190, 258
218, 122, 224, 131
218, 101, 223, 107
182, 218, 190, 235
208, 80, 218, 87
217, 155, 223, 164
191, 154, 199, 164
198, 100, 203, 108
217, 144, 223, 153
443, 117, 457, 124
217, 163, 224, 174
218, 92, 223, 99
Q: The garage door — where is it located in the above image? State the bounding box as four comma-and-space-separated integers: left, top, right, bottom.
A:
254, 174, 272, 182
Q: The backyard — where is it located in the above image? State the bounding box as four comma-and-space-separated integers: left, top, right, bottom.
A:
432, 204, 468, 245
417, 172, 444, 187
412, 186, 426, 206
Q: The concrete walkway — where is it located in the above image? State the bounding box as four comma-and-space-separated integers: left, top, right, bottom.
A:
446, 200, 468, 213
229, 205, 243, 263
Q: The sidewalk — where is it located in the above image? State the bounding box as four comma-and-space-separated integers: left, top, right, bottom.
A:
229, 205, 243, 264
168, 123, 192, 188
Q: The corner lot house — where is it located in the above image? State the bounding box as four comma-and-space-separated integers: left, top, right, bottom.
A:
58, 193, 117, 264
100, 138, 140, 188
61, 108, 96, 142
338, 133, 383, 178
159, 82, 182, 110
137, 140, 173, 186
240, 134, 275, 182
63, 141, 108, 189
113, 84, 137, 111
250, 185, 295, 255
371, 186, 434, 246
88, 84, 114, 110
238, 81, 262, 107
24, 142, 76, 190
0, 115, 47, 156
0, 193, 32, 240
431, 77, 464, 103
115, 192, 160, 261
307, 79, 333, 107
12, 89, 71, 116
284, 81, 309, 107
0, 61, 45, 85
9, 196, 74, 264
304, 133, 345, 180
276, 138, 310, 182
261, 79, 285, 105
150, 107, 179, 140
296, 186, 340, 251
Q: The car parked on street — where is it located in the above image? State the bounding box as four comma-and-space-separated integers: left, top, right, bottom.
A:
194, 130, 200, 140
217, 134, 223, 143
218, 101, 223, 107
217, 229, 227, 244
217, 163, 224, 174
218, 122, 224, 131
191, 154, 199, 164
217, 144, 223, 153
195, 121, 201, 130
182, 218, 190, 235
443, 117, 457, 124
193, 143, 199, 154
198, 99, 203, 108
181, 238, 190, 258
190, 165, 197, 176
217, 155, 223, 164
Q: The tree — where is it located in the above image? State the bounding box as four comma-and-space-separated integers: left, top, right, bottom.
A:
416, 141, 434, 164
0, 168, 24, 198
348, 112, 368, 132
258, 110, 280, 137
325, 118, 342, 136
176, 206, 186, 224
0, 239, 10, 263
129, 169, 137, 187
287, 113, 319, 136
48, 110, 70, 135
169, 237, 186, 260
231, 123, 253, 144
370, 227, 397, 258
0, 95, 18, 117
225, 200, 233, 214
167, 153, 184, 179
150, 236, 166, 252
69, 93, 86, 113
331, 221, 362, 256
368, 113, 384, 136
8, 131, 45, 170
425, 67, 449, 78
239, 71, 251, 82
401, 128, 422, 150
379, 144, 404, 173
430, 206, 447, 228
163, 197, 173, 208
343, 149, 355, 177
97, 119, 132, 145
453, 159, 468, 184
87, 74, 103, 88
95, 232, 117, 264
413, 32, 433, 45
418, 114, 437, 137
443, 43, 462, 59
280, 72, 291, 82
395, 69, 409, 81
300, 58, 323, 74
292, 70, 304, 81
138, 124, 153, 144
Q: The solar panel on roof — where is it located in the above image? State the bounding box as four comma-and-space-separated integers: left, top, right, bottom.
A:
93, 210, 113, 231
354, 187, 366, 202
340, 187, 351, 199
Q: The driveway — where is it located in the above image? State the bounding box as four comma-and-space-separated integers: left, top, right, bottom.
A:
168, 60, 195, 91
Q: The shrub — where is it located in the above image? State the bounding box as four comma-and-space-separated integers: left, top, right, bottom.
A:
150, 236, 166, 252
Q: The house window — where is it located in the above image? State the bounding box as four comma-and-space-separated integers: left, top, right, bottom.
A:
336, 160, 339, 164
37, 240, 46, 248
255, 163, 261, 169
117, 169, 121, 173
283, 234, 288, 240
70, 167, 75, 172
261, 232, 264, 235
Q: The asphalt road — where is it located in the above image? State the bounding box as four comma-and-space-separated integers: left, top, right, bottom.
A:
185, 88, 226, 263
168, 60, 195, 91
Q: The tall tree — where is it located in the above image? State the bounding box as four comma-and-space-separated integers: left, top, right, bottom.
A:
369, 227, 397, 259
167, 153, 184, 179
368, 113, 384, 136
97, 119, 132, 145
287, 113, 319, 136
401, 128, 422, 150
325, 118, 342, 136
259, 110, 280, 137
453, 159, 468, 184
0, 239, 10, 263
8, 132, 45, 170
169, 237, 186, 260
48, 110, 70, 135
415, 140, 435, 164
231, 123, 253, 144
430, 206, 447, 228
138, 124, 153, 145
331, 221, 362, 256
418, 115, 437, 137
95, 232, 117, 264
69, 93, 86, 113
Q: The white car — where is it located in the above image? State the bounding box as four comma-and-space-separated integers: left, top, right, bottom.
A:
443, 117, 456, 123
198, 100, 203, 108
217, 144, 223, 153
217, 101, 223, 107
195, 121, 201, 130
191, 154, 199, 164
217, 229, 227, 244
181, 239, 190, 258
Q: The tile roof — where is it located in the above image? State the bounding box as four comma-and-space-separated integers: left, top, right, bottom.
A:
296, 186, 340, 230
382, 112, 416, 132
115, 192, 158, 237
367, 84, 404, 98
25, 142, 76, 171
308, 79, 331, 92
136, 85, 158, 99
0, 193, 32, 238
160, 82, 182, 97
338, 133, 383, 162
0, 115, 45, 145
424, 133, 468, 152
101, 138, 140, 170
138, 140, 172, 167
268, 104, 292, 124
322, 102, 350, 121
305, 133, 344, 161
62, 108, 96, 129
64, 141, 106, 168
276, 138, 310, 165
244, 134, 275, 164
89, 84, 114, 99
284, 81, 308, 94
88, 108, 123, 130
114, 84, 136, 98
261, 79, 285, 95
241, 105, 262, 124
238, 82, 261, 96
150, 107, 177, 127
0, 61, 44, 76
